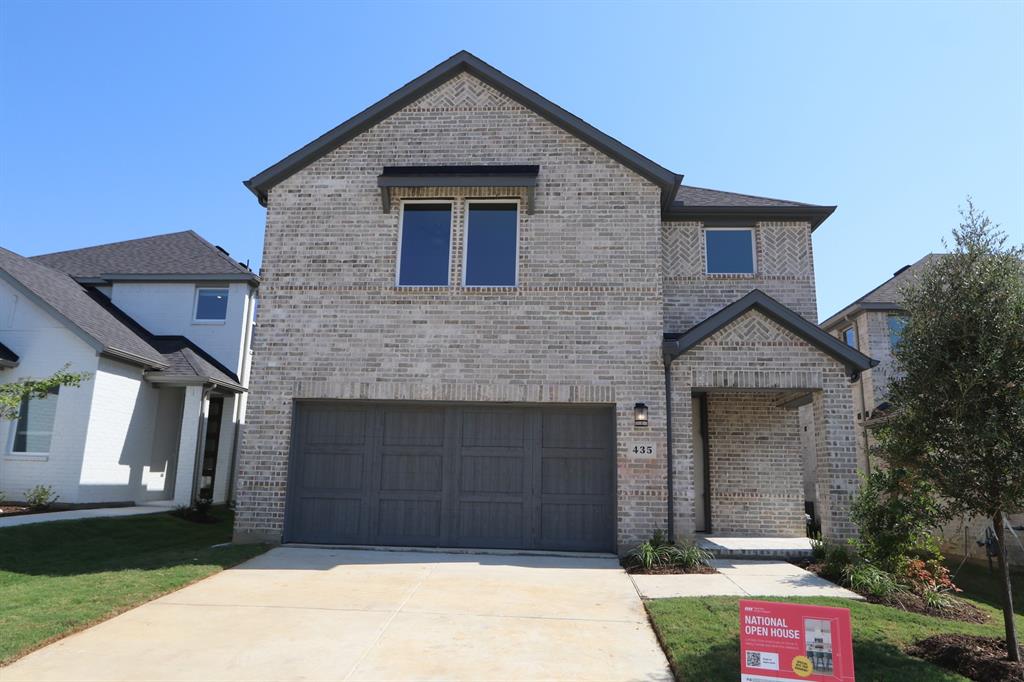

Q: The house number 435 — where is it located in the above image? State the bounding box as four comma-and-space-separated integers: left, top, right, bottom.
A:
631, 443, 656, 457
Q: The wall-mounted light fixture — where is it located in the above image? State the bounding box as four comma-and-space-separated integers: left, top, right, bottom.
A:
634, 402, 649, 427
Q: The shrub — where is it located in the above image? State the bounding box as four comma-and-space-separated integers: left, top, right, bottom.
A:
843, 563, 908, 601
23, 484, 58, 510
811, 536, 854, 582
624, 531, 713, 571
171, 497, 216, 524
851, 466, 946, 574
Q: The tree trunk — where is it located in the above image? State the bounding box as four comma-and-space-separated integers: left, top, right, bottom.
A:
992, 512, 1021, 663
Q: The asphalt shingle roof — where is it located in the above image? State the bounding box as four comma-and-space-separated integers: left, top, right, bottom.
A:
820, 253, 945, 329
31, 230, 255, 279
0, 247, 168, 367
674, 185, 815, 208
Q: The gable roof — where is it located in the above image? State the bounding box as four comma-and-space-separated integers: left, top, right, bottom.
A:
31, 230, 258, 284
244, 51, 683, 210
666, 185, 836, 230
0, 247, 168, 368
663, 289, 877, 378
0, 341, 18, 368
820, 253, 945, 330
85, 289, 243, 390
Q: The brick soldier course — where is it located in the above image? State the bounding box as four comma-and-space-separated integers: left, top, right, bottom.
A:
234, 51, 875, 552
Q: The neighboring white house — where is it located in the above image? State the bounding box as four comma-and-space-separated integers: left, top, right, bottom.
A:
0, 230, 258, 507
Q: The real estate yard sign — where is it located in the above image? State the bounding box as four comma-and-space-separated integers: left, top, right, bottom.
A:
739, 600, 854, 681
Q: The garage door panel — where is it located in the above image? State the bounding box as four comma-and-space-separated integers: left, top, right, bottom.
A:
458, 501, 524, 546
301, 451, 365, 491
379, 453, 444, 492
376, 499, 442, 544
293, 497, 363, 543
540, 456, 612, 496
383, 408, 446, 446
539, 502, 613, 549
302, 405, 369, 446
541, 410, 611, 449
461, 410, 526, 447
459, 455, 524, 494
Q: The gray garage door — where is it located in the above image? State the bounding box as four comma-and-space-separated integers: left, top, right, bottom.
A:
284, 402, 615, 552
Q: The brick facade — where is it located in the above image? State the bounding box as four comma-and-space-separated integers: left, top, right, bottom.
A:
235, 70, 862, 549
234, 73, 668, 550
668, 309, 858, 540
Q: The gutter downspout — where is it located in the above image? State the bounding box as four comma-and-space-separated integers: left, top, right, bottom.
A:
842, 313, 872, 474
663, 358, 675, 543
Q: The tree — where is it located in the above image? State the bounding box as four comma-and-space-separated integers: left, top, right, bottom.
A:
0, 365, 91, 422
877, 199, 1023, 661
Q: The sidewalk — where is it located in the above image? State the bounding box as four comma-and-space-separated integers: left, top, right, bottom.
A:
0, 504, 170, 529
631, 559, 861, 599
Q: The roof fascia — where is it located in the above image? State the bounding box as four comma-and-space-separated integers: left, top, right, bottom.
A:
820, 302, 904, 330
145, 373, 244, 392
244, 52, 681, 207
100, 348, 169, 370
96, 273, 260, 284
0, 358, 19, 368
662, 204, 837, 230
663, 289, 878, 377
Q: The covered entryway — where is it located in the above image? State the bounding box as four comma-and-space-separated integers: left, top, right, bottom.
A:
284, 402, 616, 552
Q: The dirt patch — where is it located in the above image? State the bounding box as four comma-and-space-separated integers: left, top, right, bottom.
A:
908, 634, 1023, 681
623, 563, 717, 575
789, 560, 988, 624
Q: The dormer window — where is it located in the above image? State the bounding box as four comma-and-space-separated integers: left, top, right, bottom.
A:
704, 228, 755, 275
194, 287, 229, 322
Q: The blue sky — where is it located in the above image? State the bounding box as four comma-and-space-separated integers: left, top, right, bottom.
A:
1, 1, 1021, 319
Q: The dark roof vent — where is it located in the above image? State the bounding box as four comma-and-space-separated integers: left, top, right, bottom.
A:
215, 245, 230, 256
892, 265, 911, 277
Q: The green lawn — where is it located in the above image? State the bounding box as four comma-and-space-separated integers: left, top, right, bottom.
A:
646, 567, 1024, 681
0, 508, 268, 665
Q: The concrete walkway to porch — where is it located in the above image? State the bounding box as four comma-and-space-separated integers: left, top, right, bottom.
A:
631, 559, 861, 599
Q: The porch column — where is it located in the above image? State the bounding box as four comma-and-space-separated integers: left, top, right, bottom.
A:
812, 375, 860, 540
173, 385, 206, 506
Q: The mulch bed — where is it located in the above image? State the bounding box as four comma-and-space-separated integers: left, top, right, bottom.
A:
0, 504, 33, 517
791, 560, 989, 624
908, 634, 1023, 681
623, 563, 718, 575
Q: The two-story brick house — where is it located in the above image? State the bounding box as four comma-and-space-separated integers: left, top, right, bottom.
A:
233, 52, 875, 553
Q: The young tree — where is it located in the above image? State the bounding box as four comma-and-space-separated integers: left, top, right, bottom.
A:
877, 200, 1023, 661
0, 365, 91, 421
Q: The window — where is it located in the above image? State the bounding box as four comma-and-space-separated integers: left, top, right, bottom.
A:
888, 315, 907, 349
464, 202, 518, 287
11, 386, 59, 453
397, 202, 452, 286
194, 288, 229, 321
841, 326, 857, 348
705, 228, 755, 274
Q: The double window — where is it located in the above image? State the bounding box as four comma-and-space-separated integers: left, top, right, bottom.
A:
11, 386, 59, 454
397, 200, 519, 287
704, 228, 755, 275
888, 315, 907, 349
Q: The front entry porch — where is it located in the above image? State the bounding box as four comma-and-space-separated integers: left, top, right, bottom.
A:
663, 290, 877, 543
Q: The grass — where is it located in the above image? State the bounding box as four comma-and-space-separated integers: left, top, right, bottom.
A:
646, 565, 1024, 681
0, 508, 268, 665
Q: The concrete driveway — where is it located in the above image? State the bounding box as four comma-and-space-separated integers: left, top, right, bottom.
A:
4, 547, 672, 682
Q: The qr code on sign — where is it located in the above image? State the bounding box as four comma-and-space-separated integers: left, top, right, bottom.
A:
746, 652, 761, 667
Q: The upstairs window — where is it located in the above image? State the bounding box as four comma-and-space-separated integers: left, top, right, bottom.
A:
464, 202, 518, 287
705, 228, 755, 275
397, 202, 452, 286
194, 288, 229, 321
842, 326, 857, 349
888, 315, 907, 349
12, 386, 59, 453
